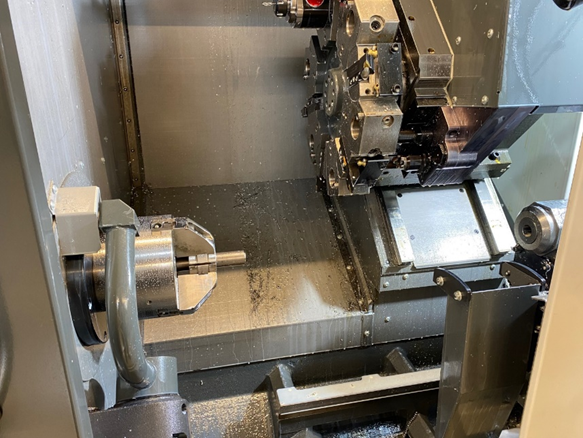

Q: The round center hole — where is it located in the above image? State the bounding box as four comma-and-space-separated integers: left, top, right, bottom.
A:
522, 224, 533, 238
369, 16, 384, 32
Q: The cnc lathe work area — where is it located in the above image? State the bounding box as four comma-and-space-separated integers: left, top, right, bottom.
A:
1, 0, 583, 437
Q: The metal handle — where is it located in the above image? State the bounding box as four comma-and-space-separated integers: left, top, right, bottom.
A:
104, 226, 155, 389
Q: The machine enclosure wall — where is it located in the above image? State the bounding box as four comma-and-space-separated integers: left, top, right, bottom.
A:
8, 0, 130, 200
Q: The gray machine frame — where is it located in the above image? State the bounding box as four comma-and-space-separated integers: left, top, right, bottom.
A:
0, 1, 92, 435
1, 0, 582, 436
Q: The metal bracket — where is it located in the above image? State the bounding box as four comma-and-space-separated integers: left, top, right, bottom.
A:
346, 51, 376, 87
302, 96, 324, 117
361, 312, 374, 346
377, 43, 403, 96
99, 199, 139, 232
383, 347, 415, 374
268, 359, 439, 438
407, 413, 436, 438
436, 280, 539, 437
532, 292, 549, 303
433, 268, 471, 302
54, 186, 102, 256
500, 261, 546, 290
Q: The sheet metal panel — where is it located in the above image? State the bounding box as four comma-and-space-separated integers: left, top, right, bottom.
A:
0, 3, 92, 433
500, 0, 583, 108
388, 186, 491, 268
125, 0, 315, 188
494, 113, 583, 220
8, 0, 129, 199
432, 0, 508, 107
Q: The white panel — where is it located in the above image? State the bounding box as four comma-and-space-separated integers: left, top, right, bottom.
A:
520, 138, 583, 438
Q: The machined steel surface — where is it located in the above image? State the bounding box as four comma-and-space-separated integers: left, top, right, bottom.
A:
383, 190, 415, 266
103, 224, 156, 389
388, 186, 490, 268
274, 0, 331, 28
514, 199, 567, 256
87, 201, 184, 407
93, 217, 179, 317
188, 388, 273, 437
469, 179, 516, 255
289, 0, 517, 193
275, 368, 440, 415
432, 0, 508, 107
90, 214, 244, 319
396, 0, 452, 100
